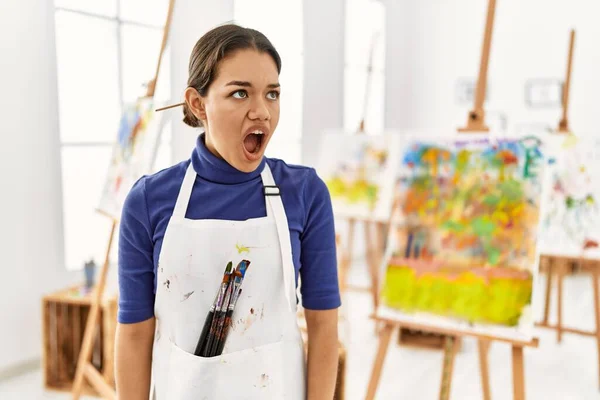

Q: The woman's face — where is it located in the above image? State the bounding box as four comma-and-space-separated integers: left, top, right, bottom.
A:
189, 48, 280, 173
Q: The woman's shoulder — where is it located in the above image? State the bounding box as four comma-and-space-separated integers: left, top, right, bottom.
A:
265, 157, 330, 202
266, 157, 323, 186
144, 159, 190, 187
125, 159, 190, 206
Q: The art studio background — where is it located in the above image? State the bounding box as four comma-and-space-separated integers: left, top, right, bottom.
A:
2, 0, 600, 399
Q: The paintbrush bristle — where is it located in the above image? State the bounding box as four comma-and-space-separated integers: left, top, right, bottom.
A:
235, 260, 251, 277
220, 261, 234, 283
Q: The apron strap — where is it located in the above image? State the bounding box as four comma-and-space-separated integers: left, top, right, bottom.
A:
172, 162, 197, 219
261, 164, 296, 312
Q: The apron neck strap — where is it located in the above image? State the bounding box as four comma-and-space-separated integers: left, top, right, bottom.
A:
261, 164, 296, 311
172, 162, 197, 219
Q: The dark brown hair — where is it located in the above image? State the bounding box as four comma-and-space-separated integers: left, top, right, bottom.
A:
183, 24, 282, 128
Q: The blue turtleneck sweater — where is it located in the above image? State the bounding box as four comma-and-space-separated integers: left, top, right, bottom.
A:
117, 135, 340, 324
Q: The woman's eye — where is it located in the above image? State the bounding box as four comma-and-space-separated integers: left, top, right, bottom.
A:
267, 91, 280, 100
232, 90, 248, 99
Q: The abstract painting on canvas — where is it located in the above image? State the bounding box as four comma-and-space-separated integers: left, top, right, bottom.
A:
378, 134, 546, 340
317, 131, 402, 222
98, 98, 164, 220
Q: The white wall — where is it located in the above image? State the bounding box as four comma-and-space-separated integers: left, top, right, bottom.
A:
385, 0, 600, 136
0, 0, 79, 372
302, 0, 346, 167
169, 0, 235, 163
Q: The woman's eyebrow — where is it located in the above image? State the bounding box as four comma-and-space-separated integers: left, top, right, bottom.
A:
225, 80, 280, 89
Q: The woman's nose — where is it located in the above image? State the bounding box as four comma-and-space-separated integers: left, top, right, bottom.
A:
248, 98, 270, 121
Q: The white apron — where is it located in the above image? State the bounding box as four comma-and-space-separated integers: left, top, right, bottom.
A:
150, 162, 306, 400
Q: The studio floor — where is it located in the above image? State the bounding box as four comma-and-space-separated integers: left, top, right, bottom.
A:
1, 258, 600, 399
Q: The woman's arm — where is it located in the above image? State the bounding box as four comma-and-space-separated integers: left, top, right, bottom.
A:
305, 308, 339, 400
116, 177, 156, 397
115, 317, 155, 399
298, 169, 342, 398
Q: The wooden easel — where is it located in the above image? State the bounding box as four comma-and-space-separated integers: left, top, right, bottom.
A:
398, 0, 497, 354
557, 29, 575, 133
458, 0, 496, 133
535, 29, 600, 389
366, 319, 539, 400
71, 1, 175, 398
366, 0, 539, 398
339, 31, 386, 314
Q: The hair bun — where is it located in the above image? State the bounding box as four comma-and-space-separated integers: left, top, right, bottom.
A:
182, 103, 201, 128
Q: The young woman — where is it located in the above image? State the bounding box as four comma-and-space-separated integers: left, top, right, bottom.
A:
115, 24, 341, 399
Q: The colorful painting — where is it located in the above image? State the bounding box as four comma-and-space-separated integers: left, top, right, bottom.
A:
538, 134, 600, 259
377, 134, 546, 341
317, 131, 402, 221
98, 98, 165, 219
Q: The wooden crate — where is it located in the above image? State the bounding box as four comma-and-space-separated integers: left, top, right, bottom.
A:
42, 285, 117, 396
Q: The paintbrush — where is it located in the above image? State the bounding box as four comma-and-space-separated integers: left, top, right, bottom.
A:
209, 279, 235, 356
199, 262, 233, 357
215, 287, 243, 356
213, 260, 251, 356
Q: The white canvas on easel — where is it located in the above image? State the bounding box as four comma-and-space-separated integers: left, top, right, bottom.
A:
538, 134, 600, 260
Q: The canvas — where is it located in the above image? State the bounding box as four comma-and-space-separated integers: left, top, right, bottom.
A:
538, 134, 600, 259
98, 98, 165, 220
377, 133, 546, 341
317, 131, 402, 222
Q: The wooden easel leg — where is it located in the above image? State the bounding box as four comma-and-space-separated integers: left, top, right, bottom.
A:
557, 259, 565, 343
591, 265, 600, 389
102, 299, 117, 387
365, 324, 394, 400
511, 346, 525, 400
72, 301, 101, 398
439, 336, 460, 400
363, 221, 380, 333
542, 257, 553, 325
364, 221, 377, 309
72, 222, 117, 399
478, 340, 492, 400
371, 222, 386, 309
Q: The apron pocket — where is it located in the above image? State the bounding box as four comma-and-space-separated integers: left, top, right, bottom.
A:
166, 338, 306, 400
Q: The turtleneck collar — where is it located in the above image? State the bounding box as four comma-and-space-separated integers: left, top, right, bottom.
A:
190, 133, 266, 184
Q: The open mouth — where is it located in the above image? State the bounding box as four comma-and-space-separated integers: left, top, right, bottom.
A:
243, 130, 266, 156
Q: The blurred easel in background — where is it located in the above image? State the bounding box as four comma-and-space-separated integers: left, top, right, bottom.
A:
69, 1, 176, 398
535, 30, 600, 390
336, 32, 387, 328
